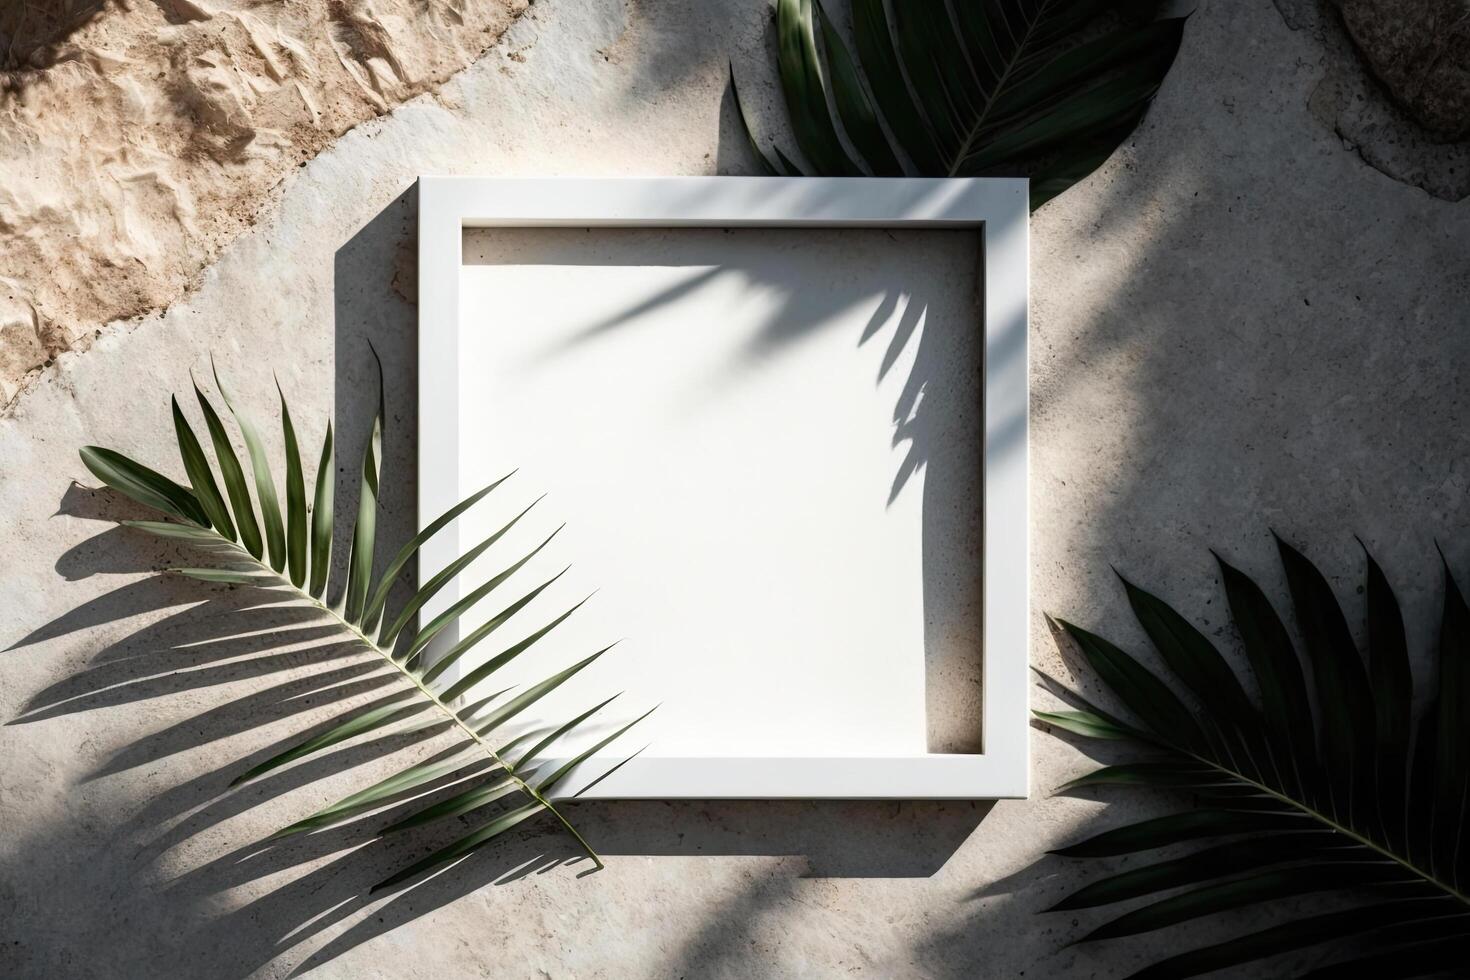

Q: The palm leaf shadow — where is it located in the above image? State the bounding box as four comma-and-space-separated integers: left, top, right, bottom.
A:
6, 509, 594, 977
5, 355, 652, 975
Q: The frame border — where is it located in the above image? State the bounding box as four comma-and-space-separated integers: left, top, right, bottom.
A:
417, 176, 1029, 799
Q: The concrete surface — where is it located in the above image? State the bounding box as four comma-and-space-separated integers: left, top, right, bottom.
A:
1, 1, 1468, 977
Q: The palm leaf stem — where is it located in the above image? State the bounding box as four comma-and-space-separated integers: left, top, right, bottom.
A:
1076, 707, 1470, 907
195, 537, 605, 870
944, 0, 1051, 176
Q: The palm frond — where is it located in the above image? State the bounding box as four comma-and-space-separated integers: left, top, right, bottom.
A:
79, 357, 648, 891
1040, 537, 1470, 977
732, 0, 1187, 209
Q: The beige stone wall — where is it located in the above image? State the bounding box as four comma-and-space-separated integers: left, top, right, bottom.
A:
0, 0, 528, 402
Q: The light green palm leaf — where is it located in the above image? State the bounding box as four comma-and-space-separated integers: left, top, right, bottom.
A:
79, 356, 649, 890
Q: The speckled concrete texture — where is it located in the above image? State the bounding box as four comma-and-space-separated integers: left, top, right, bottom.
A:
1, 2, 1467, 978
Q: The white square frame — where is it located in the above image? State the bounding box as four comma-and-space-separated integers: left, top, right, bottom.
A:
418, 176, 1029, 799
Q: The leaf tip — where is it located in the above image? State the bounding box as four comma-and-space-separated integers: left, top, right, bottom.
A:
1208, 548, 1238, 575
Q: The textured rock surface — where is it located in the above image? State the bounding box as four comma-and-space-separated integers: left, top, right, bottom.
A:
1336, 0, 1470, 138
1276, 0, 1470, 200
1, 1, 1469, 978
0, 0, 529, 403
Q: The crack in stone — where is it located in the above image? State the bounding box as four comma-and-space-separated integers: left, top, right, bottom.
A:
1272, 0, 1470, 203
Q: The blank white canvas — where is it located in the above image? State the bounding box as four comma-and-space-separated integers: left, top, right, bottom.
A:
452, 226, 982, 763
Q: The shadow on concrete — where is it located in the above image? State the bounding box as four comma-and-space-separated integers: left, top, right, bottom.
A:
700, 1, 1470, 974
569, 798, 992, 878
0, 177, 1000, 976
5, 496, 598, 978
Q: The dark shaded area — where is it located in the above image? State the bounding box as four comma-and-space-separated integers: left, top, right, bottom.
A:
1273, 0, 1470, 201
572, 798, 990, 878
0, 0, 106, 77
1333, 0, 1470, 140
6, 482, 600, 978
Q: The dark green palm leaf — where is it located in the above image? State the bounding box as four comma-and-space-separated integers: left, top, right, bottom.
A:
401, 527, 563, 670
1050, 809, 1314, 859
278, 382, 308, 588
438, 605, 598, 703
1078, 863, 1415, 943
536, 705, 658, 796
777, 0, 861, 175
1118, 575, 1267, 779
379, 772, 526, 835
1120, 575, 1254, 721
213, 361, 286, 573
1130, 899, 1466, 980
359, 471, 516, 637
1041, 538, 1470, 977
270, 748, 487, 839
77, 355, 649, 888
416, 569, 570, 684
1363, 541, 1412, 849
1299, 930, 1470, 979
122, 520, 227, 544
172, 567, 277, 585
850, 0, 941, 172
308, 422, 334, 599
1033, 708, 1138, 741
1053, 619, 1207, 751
171, 395, 235, 538
1056, 761, 1247, 794
230, 694, 426, 787
458, 647, 610, 728
194, 379, 264, 559
1215, 550, 1318, 801
79, 446, 209, 526
1432, 552, 1470, 889
729, 63, 792, 176
732, 0, 1186, 208
1049, 832, 1362, 912
1275, 533, 1376, 828
813, 0, 900, 175
377, 500, 547, 650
